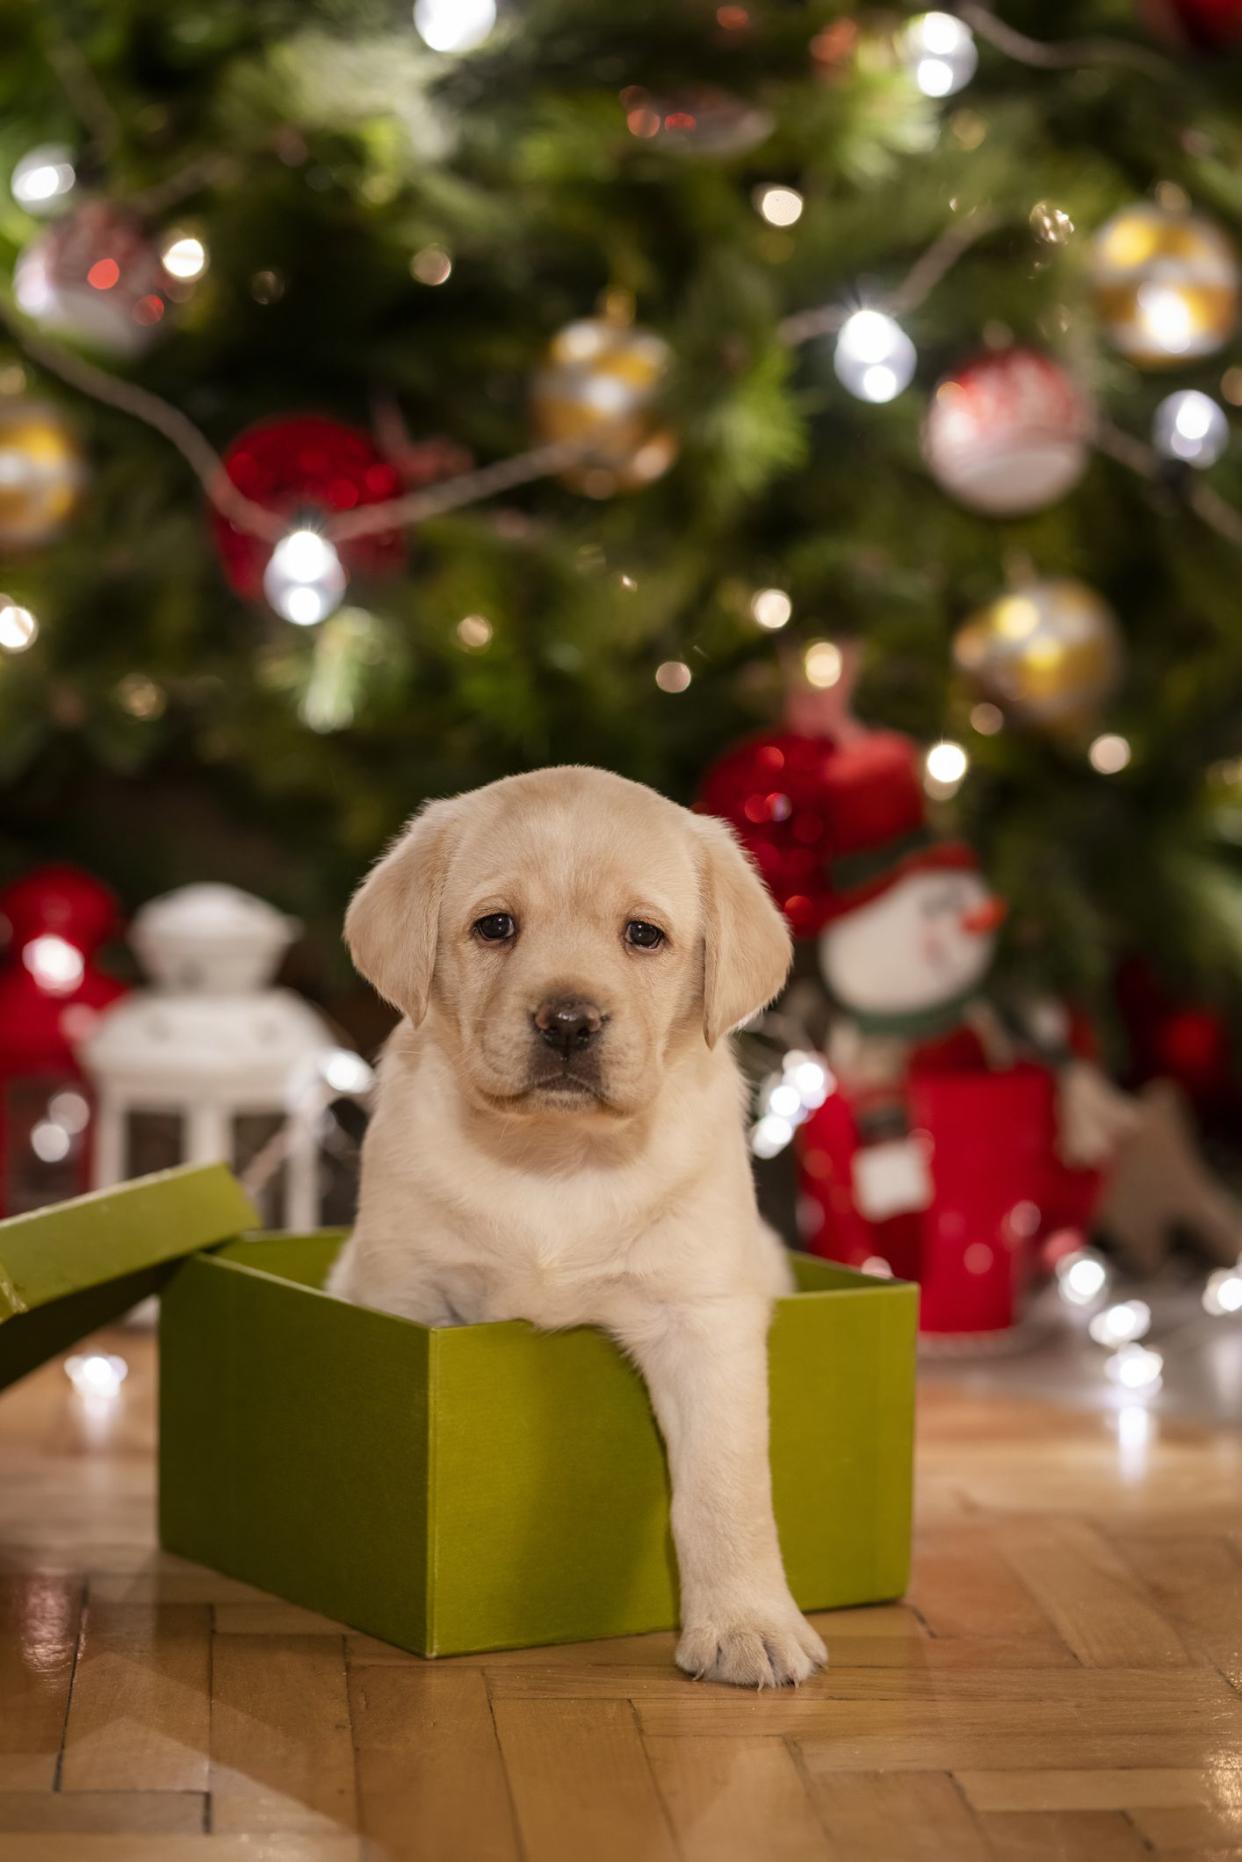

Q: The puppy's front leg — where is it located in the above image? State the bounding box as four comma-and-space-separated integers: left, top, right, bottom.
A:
618, 1299, 827, 1689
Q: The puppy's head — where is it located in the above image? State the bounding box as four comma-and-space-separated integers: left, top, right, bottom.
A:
345, 767, 790, 1120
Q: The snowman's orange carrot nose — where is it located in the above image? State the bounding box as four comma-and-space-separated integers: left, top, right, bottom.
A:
961, 896, 1007, 934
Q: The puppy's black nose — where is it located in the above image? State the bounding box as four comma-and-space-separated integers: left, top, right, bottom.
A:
535, 998, 602, 1058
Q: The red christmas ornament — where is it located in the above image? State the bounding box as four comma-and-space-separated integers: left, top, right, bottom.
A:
211, 416, 406, 600
0, 865, 127, 1215
922, 348, 1091, 517
697, 726, 973, 937
697, 731, 840, 937
14, 201, 176, 358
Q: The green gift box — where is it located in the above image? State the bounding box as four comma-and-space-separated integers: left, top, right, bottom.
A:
1, 1165, 917, 1657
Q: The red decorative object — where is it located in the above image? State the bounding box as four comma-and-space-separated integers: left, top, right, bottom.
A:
0, 865, 127, 1215
211, 416, 406, 600
697, 726, 973, 937
1142, 0, 1242, 45
696, 731, 840, 937
922, 347, 1091, 517
797, 1066, 1100, 1339
14, 201, 176, 359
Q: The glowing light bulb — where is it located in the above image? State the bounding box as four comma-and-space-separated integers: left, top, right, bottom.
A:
22, 933, 84, 995
655, 660, 692, 693
30, 1120, 72, 1163
413, 0, 496, 53
319, 1048, 375, 1095
11, 144, 76, 214
1105, 1343, 1163, 1393
970, 702, 1003, 736
902, 12, 977, 97
65, 1352, 128, 1400
834, 310, 917, 402
754, 185, 803, 228
1088, 733, 1131, 775
767, 1081, 802, 1120
789, 1054, 833, 1107
1203, 1266, 1242, 1316
1056, 1247, 1109, 1306
1088, 1299, 1152, 1347
751, 587, 792, 630
160, 231, 208, 281
456, 614, 493, 650
804, 640, 842, 689
925, 740, 968, 787
0, 601, 38, 653
751, 1112, 794, 1158
48, 1089, 90, 1133
411, 245, 453, 285
263, 528, 346, 626
1152, 390, 1229, 469
1136, 284, 1194, 357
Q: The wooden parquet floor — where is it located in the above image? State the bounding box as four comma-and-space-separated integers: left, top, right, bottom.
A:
0, 1327, 1240, 1860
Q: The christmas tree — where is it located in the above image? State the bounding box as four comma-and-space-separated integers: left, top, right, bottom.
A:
1, 0, 1241, 1051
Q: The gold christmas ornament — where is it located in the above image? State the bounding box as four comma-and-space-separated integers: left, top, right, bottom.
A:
953, 578, 1123, 730
0, 399, 85, 547
531, 311, 678, 497
1091, 202, 1239, 367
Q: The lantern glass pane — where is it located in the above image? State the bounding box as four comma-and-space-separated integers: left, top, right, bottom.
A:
125, 1109, 185, 1180
3, 1076, 90, 1215
232, 1112, 287, 1227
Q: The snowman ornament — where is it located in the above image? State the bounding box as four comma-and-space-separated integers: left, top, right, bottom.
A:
819, 851, 1013, 1221
807, 730, 1136, 1226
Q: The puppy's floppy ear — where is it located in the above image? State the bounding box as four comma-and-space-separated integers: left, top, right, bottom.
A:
694, 813, 792, 1048
345, 798, 460, 1023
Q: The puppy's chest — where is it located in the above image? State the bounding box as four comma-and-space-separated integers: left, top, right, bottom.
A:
431, 1179, 670, 1326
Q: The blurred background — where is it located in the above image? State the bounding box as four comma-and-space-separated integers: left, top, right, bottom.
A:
2, 0, 1242, 1402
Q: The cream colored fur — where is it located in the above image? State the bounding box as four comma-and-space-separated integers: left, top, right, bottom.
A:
328, 765, 827, 1687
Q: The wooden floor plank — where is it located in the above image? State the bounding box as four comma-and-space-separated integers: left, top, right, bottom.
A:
644, 1735, 832, 1861
957, 1768, 1240, 1812
795, 1767, 989, 1861
59, 1600, 210, 1793
906, 1527, 1073, 1651
1111, 1534, 1242, 1690
0, 1576, 82, 1790
978, 1810, 1152, 1859
992, 1518, 1191, 1668
637, 1667, 1242, 1760
210, 1633, 356, 1835
0, 1792, 205, 1834
493, 1696, 678, 1862
348, 1665, 519, 1862
1130, 1802, 1242, 1848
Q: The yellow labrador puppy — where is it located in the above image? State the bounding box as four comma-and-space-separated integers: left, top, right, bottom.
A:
328, 765, 828, 1688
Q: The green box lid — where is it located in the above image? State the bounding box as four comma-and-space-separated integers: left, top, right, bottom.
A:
0, 1164, 258, 1391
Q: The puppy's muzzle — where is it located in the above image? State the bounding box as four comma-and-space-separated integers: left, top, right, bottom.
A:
534, 997, 603, 1060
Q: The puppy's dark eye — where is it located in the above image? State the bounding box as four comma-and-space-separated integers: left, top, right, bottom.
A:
474, 912, 516, 943
625, 920, 664, 950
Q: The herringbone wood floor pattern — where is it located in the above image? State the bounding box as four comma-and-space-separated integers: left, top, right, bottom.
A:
0, 1329, 1239, 1861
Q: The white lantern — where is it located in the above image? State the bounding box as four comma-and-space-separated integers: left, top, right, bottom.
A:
81, 884, 365, 1228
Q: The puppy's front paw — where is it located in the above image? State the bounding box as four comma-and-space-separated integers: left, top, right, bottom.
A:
676, 1602, 827, 1689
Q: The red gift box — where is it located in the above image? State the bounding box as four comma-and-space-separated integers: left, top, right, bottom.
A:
797, 1064, 1099, 1338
